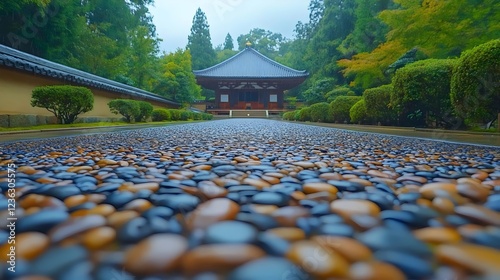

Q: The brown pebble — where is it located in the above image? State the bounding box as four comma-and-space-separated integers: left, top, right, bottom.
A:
420, 183, 457, 199
181, 244, 266, 275
319, 173, 343, 180
243, 178, 271, 189
437, 243, 500, 275
287, 240, 349, 278
20, 194, 66, 210
432, 197, 455, 214
186, 198, 240, 230
293, 161, 315, 169
305, 191, 337, 203
271, 206, 310, 227
250, 204, 278, 215
349, 214, 381, 231
331, 199, 380, 217
349, 261, 406, 280
124, 234, 188, 275
64, 195, 87, 208
82, 226, 116, 250
199, 182, 228, 199
97, 159, 118, 166
456, 182, 490, 202
49, 215, 107, 243
303, 182, 338, 195
455, 204, 500, 226
119, 182, 159, 193
413, 227, 462, 244
107, 210, 140, 229
367, 170, 392, 179
312, 236, 372, 263
123, 199, 153, 213
0, 232, 49, 261
267, 227, 306, 242
18, 166, 40, 175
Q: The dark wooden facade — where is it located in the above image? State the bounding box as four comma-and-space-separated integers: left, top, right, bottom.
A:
194, 47, 308, 115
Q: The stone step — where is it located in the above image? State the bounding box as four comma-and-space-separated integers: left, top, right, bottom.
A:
230, 110, 268, 118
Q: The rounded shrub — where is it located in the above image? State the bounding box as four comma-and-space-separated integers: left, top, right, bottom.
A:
330, 96, 362, 123
349, 99, 368, 124
180, 110, 193, 121
31, 85, 94, 124
326, 87, 355, 103
391, 59, 457, 127
108, 99, 140, 123
297, 107, 312, 122
308, 102, 334, 123
152, 109, 171, 122
364, 84, 395, 125
168, 109, 182, 121
135, 101, 154, 122
451, 39, 500, 125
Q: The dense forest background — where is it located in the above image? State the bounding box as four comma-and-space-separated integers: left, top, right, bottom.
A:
1, 0, 499, 114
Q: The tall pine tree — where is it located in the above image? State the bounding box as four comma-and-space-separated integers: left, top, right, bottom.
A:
223, 33, 234, 50
187, 8, 216, 70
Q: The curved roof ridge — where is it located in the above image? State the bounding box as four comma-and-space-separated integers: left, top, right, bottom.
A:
0, 44, 179, 105
246, 47, 307, 74
193, 47, 309, 79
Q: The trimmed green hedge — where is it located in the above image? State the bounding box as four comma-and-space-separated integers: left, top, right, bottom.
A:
391, 58, 457, 127
31, 85, 94, 124
151, 109, 213, 122
309, 102, 334, 123
330, 96, 362, 123
364, 84, 395, 125
108, 99, 141, 123
350, 99, 368, 124
135, 101, 154, 122
451, 39, 500, 125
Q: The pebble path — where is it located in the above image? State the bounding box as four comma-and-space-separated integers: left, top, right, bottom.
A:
1, 119, 500, 280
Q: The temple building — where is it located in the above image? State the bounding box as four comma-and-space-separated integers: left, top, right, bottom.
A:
194, 44, 308, 117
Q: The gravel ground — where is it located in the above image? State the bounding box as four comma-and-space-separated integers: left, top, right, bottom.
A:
1, 119, 500, 280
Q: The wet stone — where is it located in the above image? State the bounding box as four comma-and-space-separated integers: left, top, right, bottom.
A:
251, 192, 289, 207
17, 209, 69, 233
49, 215, 106, 243
374, 250, 434, 279
124, 234, 188, 276
205, 221, 258, 244
358, 226, 432, 257
236, 213, 278, 231
227, 257, 308, 280
181, 244, 266, 275
187, 198, 240, 230
29, 245, 88, 278
327, 180, 365, 192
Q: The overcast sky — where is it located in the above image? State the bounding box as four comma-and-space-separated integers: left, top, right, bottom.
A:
149, 0, 310, 53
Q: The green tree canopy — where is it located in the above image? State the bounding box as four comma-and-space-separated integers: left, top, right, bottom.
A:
187, 8, 216, 70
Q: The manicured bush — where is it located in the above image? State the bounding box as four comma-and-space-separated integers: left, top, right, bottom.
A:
152, 109, 171, 121
297, 107, 312, 122
350, 99, 368, 124
108, 99, 141, 123
135, 101, 154, 122
282, 111, 296, 121
31, 85, 94, 124
391, 59, 457, 127
330, 96, 362, 123
169, 109, 182, 121
326, 87, 355, 103
364, 84, 396, 125
180, 110, 193, 121
293, 110, 302, 121
309, 102, 334, 123
201, 113, 213, 120
451, 39, 500, 126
